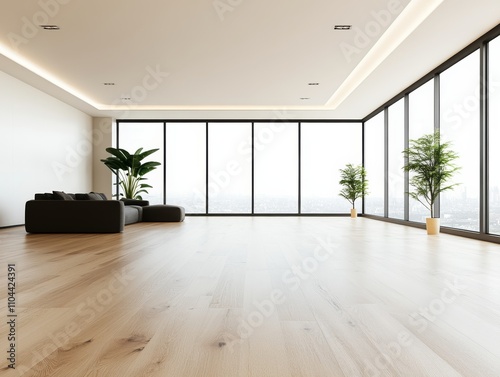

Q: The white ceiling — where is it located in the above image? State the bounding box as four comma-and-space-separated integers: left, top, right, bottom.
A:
0, 0, 499, 119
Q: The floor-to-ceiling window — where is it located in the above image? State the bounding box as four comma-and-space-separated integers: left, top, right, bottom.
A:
301, 123, 362, 213
165, 122, 206, 213
117, 122, 164, 204
117, 120, 363, 215
388, 98, 405, 219
254, 122, 299, 213
208, 123, 252, 213
440, 51, 480, 231
360, 25, 500, 241
408, 79, 435, 223
364, 112, 385, 216
489, 36, 500, 234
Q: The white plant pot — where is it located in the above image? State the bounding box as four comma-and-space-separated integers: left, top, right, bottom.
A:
350, 208, 357, 218
426, 218, 440, 235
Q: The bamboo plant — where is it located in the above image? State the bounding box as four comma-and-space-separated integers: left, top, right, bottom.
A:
402, 131, 460, 218
339, 163, 368, 211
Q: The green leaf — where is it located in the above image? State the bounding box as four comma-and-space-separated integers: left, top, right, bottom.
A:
338, 163, 368, 208
101, 146, 160, 199
402, 131, 460, 218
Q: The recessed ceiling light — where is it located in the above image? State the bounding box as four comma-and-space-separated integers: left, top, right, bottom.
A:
40, 25, 60, 30
308, 83, 319, 86
334, 25, 351, 30
103, 82, 115, 86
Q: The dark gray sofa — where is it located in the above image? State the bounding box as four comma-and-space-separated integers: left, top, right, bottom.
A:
25, 192, 142, 233
25, 192, 185, 233
25, 199, 137, 233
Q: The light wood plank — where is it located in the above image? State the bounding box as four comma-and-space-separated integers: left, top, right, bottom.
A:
1, 217, 500, 376
282, 321, 346, 377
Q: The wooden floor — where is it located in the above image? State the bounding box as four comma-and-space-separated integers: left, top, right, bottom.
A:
1, 217, 500, 377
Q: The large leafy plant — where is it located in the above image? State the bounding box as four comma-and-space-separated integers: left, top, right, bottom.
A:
339, 164, 368, 209
101, 147, 161, 199
403, 131, 460, 218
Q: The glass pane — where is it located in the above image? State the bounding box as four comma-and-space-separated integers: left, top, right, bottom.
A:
364, 112, 385, 216
165, 123, 206, 213
208, 123, 252, 213
388, 99, 405, 219
408, 79, 434, 222
117, 122, 164, 204
489, 36, 500, 234
254, 122, 298, 213
301, 123, 362, 213
440, 51, 480, 231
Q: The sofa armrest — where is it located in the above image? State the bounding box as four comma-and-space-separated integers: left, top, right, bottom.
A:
25, 200, 125, 233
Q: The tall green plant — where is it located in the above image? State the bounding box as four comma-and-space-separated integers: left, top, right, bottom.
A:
101, 147, 161, 199
339, 164, 368, 209
402, 131, 460, 218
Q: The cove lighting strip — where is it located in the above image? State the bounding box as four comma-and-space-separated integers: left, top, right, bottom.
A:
0, 42, 100, 108
326, 0, 445, 108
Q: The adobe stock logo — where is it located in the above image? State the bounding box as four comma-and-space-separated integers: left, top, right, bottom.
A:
219, 235, 339, 352
442, 80, 500, 128
51, 64, 169, 181
339, 0, 405, 63
192, 109, 295, 202
213, 0, 243, 21
7, 0, 74, 51
363, 276, 467, 377
15, 266, 135, 376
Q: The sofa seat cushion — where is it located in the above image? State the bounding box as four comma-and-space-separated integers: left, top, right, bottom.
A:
124, 205, 142, 224
142, 205, 185, 222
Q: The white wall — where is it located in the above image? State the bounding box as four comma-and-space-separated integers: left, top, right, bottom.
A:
0, 71, 93, 227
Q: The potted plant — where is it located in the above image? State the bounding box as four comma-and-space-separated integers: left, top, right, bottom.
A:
339, 163, 368, 218
101, 147, 161, 200
402, 131, 460, 234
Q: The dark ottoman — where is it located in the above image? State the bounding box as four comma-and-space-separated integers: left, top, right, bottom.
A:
142, 205, 185, 222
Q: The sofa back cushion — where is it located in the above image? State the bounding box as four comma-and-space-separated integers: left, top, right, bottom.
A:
91, 192, 108, 200
75, 192, 105, 200
35, 193, 57, 200
53, 191, 75, 200
34, 192, 107, 201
